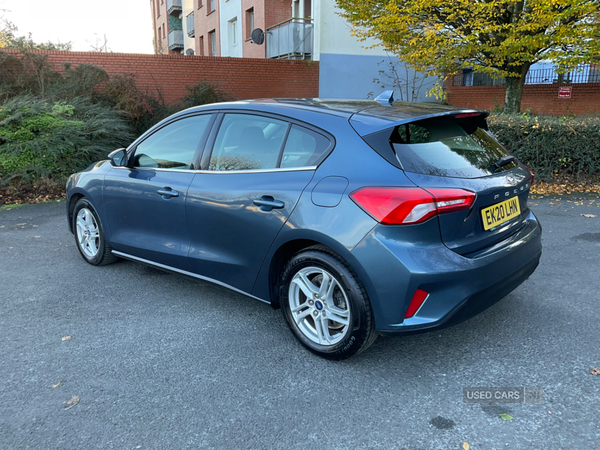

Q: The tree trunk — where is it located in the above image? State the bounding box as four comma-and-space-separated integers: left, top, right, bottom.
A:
503, 65, 530, 114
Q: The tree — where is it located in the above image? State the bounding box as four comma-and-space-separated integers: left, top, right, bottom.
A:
0, 19, 17, 47
335, 0, 600, 113
1, 19, 72, 51
369, 55, 433, 103
88, 34, 111, 52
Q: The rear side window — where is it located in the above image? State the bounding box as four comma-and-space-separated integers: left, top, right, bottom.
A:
209, 113, 287, 171
280, 125, 330, 168
208, 114, 332, 171
392, 117, 517, 178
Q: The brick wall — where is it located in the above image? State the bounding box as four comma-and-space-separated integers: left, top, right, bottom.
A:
2, 49, 319, 105
445, 78, 600, 116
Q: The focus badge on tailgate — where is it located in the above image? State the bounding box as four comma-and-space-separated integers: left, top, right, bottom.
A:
481, 197, 521, 231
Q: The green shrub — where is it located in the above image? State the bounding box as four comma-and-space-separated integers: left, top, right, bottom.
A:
181, 80, 232, 110
0, 95, 134, 186
488, 113, 600, 181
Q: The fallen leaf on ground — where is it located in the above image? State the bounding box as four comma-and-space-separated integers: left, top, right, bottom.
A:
463, 443, 470, 450
589, 368, 600, 375
499, 413, 513, 421
51, 380, 66, 388
61, 336, 71, 341
63, 396, 79, 410
581, 214, 597, 218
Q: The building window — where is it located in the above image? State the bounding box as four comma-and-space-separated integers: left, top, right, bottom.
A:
208, 30, 216, 56
230, 18, 237, 46
208, 0, 215, 13
246, 8, 254, 38
197, 0, 202, 8
199, 36, 204, 56
162, 24, 166, 39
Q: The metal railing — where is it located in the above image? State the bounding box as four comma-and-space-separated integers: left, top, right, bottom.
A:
266, 18, 313, 60
186, 13, 195, 38
168, 30, 184, 50
453, 64, 600, 86
167, 0, 182, 15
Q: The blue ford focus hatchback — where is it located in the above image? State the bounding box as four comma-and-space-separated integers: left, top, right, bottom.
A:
66, 96, 542, 359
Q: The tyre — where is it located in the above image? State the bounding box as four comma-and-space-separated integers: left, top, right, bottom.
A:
280, 246, 378, 360
72, 198, 118, 266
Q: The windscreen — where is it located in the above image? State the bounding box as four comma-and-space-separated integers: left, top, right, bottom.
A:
392, 116, 518, 178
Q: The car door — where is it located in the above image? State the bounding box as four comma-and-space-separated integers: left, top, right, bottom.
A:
186, 112, 333, 293
103, 113, 215, 271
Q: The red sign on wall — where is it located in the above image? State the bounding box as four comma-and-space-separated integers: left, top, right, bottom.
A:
558, 86, 572, 99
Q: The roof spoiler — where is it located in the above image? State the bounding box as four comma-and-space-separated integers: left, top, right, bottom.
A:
375, 90, 394, 106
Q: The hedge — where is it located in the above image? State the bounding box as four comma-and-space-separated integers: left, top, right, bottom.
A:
488, 113, 600, 181
0, 96, 134, 186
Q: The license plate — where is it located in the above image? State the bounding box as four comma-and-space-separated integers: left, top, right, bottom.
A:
481, 197, 521, 231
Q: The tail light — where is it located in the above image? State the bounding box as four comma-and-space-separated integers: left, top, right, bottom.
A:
527, 166, 535, 186
350, 187, 476, 225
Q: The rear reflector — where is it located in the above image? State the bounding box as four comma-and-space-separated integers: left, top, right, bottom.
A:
350, 187, 476, 225
405, 289, 429, 318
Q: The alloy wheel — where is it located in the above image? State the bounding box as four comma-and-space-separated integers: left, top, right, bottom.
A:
288, 266, 351, 346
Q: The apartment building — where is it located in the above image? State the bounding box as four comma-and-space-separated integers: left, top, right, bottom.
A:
150, 0, 437, 99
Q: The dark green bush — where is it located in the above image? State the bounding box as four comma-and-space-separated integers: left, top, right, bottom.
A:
488, 113, 600, 181
0, 96, 134, 186
181, 80, 232, 110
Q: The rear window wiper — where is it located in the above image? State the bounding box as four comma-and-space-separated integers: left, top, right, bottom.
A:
490, 155, 516, 172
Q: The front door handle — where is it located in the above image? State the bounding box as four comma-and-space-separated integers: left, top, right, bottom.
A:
253, 195, 285, 211
157, 187, 179, 198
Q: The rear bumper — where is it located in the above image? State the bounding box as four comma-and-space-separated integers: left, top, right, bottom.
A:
350, 210, 542, 334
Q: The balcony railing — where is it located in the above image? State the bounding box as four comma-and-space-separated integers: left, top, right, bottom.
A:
168, 30, 184, 50
186, 13, 195, 37
266, 18, 313, 60
167, 0, 182, 15
453, 64, 600, 86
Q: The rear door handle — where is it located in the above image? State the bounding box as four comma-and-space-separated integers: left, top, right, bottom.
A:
157, 187, 179, 198
253, 195, 285, 211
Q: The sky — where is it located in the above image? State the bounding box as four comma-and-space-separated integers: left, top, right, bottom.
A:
1, 0, 154, 54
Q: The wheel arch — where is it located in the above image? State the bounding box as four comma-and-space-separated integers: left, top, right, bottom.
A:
67, 191, 86, 234
258, 231, 377, 311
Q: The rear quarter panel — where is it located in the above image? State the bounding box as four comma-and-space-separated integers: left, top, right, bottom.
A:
251, 118, 419, 307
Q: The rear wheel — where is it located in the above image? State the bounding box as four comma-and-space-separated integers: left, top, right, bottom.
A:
280, 246, 377, 360
72, 198, 118, 266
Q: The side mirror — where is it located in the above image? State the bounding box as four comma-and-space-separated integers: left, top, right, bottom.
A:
108, 148, 127, 167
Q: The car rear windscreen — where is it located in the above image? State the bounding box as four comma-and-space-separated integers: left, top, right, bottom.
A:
391, 116, 518, 178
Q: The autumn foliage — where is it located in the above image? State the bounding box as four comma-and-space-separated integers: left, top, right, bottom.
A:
335, 0, 600, 113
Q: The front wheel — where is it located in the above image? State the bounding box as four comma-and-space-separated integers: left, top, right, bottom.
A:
280, 246, 377, 360
72, 198, 118, 266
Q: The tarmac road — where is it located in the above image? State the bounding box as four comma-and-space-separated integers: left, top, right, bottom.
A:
0, 194, 599, 450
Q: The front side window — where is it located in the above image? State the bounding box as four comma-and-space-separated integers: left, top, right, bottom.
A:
133, 115, 212, 170
209, 114, 288, 171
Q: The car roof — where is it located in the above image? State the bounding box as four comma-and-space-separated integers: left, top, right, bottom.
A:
179, 98, 486, 135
